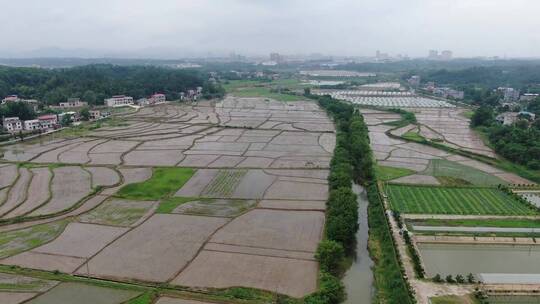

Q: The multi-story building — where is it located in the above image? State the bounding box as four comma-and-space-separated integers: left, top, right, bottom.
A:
89, 110, 102, 120
105, 95, 134, 107
408, 75, 421, 87
23, 119, 41, 131
37, 114, 58, 130
440, 50, 453, 60
498, 87, 520, 101
428, 50, 439, 60
149, 93, 166, 104
433, 87, 464, 99
2, 117, 23, 133
520, 93, 539, 102
270, 52, 282, 63
59, 98, 88, 108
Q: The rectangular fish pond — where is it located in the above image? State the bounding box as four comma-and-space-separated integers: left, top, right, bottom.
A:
417, 243, 540, 278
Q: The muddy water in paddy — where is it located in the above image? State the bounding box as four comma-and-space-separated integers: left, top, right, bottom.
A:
342, 184, 374, 303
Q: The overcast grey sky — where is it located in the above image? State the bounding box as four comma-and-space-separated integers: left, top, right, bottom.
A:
1, 0, 539, 58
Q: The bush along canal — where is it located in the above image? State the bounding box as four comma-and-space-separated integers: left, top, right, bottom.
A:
342, 184, 374, 303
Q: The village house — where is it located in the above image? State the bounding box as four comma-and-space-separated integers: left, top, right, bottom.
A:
2, 117, 23, 133
23, 119, 41, 131
137, 93, 166, 107
105, 95, 134, 107
37, 114, 58, 130
59, 98, 88, 108
2, 95, 40, 111
496, 111, 536, 126
89, 110, 102, 120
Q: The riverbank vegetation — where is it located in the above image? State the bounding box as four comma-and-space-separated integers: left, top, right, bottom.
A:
313, 94, 415, 304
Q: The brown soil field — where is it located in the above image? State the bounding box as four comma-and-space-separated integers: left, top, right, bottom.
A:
25, 282, 141, 304
172, 250, 318, 298
177, 155, 220, 167
88, 153, 123, 165
0, 164, 18, 188
31, 166, 91, 216
204, 243, 315, 260
6, 168, 52, 218
207, 155, 245, 168
175, 169, 218, 197
123, 150, 184, 166
80, 214, 228, 282
155, 297, 213, 304
258, 199, 326, 210
211, 209, 324, 252
58, 151, 90, 164
85, 167, 120, 187
318, 133, 336, 153
1, 292, 38, 304
266, 169, 329, 179
32, 222, 128, 258
264, 180, 328, 200
31, 140, 90, 163
231, 170, 275, 199
1, 251, 86, 273
90, 140, 139, 154
0, 168, 32, 216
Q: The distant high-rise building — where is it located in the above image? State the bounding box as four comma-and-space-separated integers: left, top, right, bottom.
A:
270, 53, 283, 63
428, 50, 439, 60
408, 75, 421, 87
441, 50, 453, 60
375, 50, 390, 61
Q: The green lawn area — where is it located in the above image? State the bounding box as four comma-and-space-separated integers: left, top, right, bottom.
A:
410, 218, 540, 228
430, 295, 479, 304
155, 197, 196, 213
422, 159, 506, 186
402, 131, 425, 142
116, 168, 195, 201
375, 165, 415, 181
385, 184, 536, 215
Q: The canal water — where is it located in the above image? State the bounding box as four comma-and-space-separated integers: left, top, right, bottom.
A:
417, 243, 540, 277
342, 184, 374, 303
488, 295, 540, 303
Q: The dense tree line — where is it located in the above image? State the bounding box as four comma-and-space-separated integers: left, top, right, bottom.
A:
0, 102, 36, 120
471, 103, 540, 170
0, 64, 208, 105
423, 66, 540, 89
309, 94, 414, 303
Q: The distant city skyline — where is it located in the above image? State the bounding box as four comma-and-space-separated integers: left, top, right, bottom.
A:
1, 0, 540, 59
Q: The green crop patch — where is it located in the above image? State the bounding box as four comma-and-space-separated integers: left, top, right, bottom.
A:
385, 184, 536, 215
422, 159, 506, 186
0, 220, 69, 258
375, 165, 415, 181
116, 168, 195, 201
409, 218, 540, 229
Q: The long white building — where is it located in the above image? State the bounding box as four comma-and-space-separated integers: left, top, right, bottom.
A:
105, 95, 134, 107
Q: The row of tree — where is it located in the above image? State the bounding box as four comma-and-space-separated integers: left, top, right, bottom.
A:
0, 64, 209, 105
309, 95, 414, 303
471, 103, 540, 170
